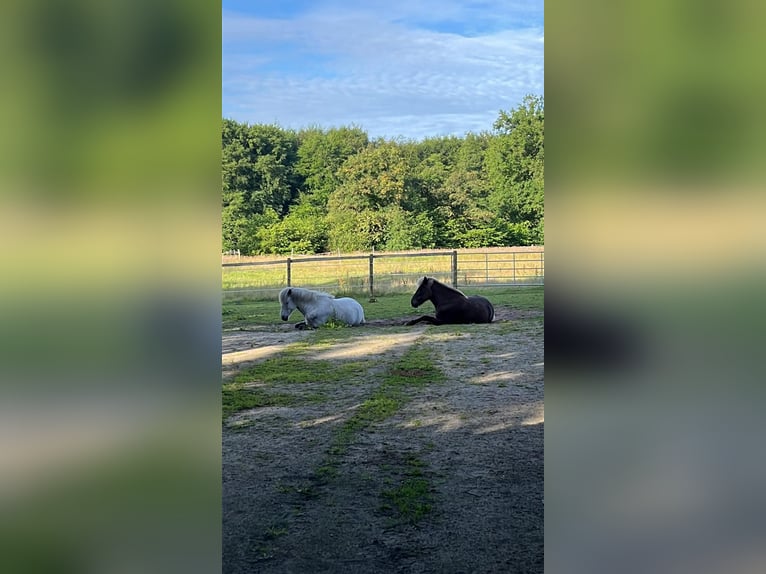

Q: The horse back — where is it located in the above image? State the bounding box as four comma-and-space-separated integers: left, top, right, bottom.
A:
466, 295, 495, 323
430, 296, 492, 324
332, 297, 365, 325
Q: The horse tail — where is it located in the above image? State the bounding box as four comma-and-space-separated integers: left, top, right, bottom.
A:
354, 301, 365, 325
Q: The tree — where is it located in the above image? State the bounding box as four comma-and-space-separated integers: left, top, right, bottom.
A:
221, 120, 300, 253
383, 207, 436, 251
485, 95, 544, 244
425, 132, 495, 246
326, 142, 422, 250
440, 169, 496, 247
221, 96, 544, 253
295, 126, 369, 208
257, 204, 329, 255
221, 208, 278, 254
331, 142, 410, 211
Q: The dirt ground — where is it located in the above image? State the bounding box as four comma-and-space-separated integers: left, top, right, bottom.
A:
222, 306, 543, 573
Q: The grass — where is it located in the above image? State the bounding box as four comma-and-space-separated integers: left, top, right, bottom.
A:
380, 455, 434, 524
222, 385, 295, 420
312, 344, 440, 522
222, 351, 373, 420
319, 344, 444, 476
222, 286, 543, 329
223, 248, 544, 293
222, 286, 542, 420
230, 355, 364, 385
381, 478, 433, 523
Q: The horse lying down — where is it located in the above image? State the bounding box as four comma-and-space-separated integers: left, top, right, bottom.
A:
279, 287, 365, 329
405, 276, 494, 325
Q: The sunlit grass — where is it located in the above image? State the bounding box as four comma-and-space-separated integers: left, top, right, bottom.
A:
222, 248, 544, 295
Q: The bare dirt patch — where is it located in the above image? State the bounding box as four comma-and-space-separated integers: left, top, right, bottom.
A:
223, 307, 543, 573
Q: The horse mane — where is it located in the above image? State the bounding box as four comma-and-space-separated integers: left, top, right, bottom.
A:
423, 276, 466, 297
279, 287, 334, 304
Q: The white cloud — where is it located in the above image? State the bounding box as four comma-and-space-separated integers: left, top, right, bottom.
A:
222, 3, 543, 139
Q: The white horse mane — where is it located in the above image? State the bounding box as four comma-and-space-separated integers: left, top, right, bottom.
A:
279, 287, 333, 303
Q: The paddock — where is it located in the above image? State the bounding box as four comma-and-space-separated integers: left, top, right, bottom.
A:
222, 289, 543, 573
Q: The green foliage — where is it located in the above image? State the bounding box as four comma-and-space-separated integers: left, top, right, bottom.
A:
384, 209, 436, 251
221, 208, 278, 254
324, 208, 380, 252
324, 142, 442, 251
439, 168, 494, 247
332, 142, 411, 211
222, 120, 301, 253
296, 126, 369, 207
222, 121, 299, 216
486, 95, 545, 244
457, 225, 508, 248
221, 96, 543, 253
257, 204, 328, 254
325, 206, 436, 252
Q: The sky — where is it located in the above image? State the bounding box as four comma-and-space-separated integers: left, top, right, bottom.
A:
222, 0, 543, 141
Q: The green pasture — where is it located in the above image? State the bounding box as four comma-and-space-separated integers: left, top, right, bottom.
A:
222, 286, 543, 330
222, 251, 544, 293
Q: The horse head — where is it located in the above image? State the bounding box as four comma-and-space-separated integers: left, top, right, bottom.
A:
411, 277, 432, 308
280, 288, 296, 321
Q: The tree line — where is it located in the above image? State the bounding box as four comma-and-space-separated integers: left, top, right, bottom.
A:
223, 95, 543, 255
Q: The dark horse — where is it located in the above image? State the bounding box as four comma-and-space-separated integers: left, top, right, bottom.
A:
405, 277, 495, 325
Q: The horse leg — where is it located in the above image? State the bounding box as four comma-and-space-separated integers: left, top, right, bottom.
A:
304, 314, 325, 329
405, 315, 442, 326
294, 320, 308, 330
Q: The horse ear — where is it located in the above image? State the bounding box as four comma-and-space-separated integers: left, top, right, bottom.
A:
287, 288, 292, 295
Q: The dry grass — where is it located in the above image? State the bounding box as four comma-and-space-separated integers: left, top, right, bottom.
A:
222, 247, 544, 297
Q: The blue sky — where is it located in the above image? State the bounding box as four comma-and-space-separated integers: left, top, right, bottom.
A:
223, 0, 543, 140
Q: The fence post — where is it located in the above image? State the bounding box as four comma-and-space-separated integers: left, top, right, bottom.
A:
286, 258, 292, 287
451, 250, 458, 288
539, 251, 544, 281
369, 254, 375, 299
513, 252, 516, 284
485, 253, 489, 284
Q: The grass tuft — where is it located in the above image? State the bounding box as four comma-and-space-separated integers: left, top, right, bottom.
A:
222, 384, 294, 419
381, 477, 433, 523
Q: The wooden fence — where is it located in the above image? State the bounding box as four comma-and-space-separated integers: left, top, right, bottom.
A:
222, 248, 544, 299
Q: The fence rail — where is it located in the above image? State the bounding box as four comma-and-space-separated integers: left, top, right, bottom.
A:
222, 248, 543, 299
